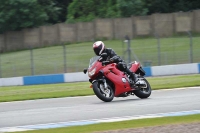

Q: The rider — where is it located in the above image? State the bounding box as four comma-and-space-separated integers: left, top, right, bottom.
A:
93, 41, 139, 85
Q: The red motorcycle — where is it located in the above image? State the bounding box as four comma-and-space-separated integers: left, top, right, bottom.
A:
83, 53, 151, 102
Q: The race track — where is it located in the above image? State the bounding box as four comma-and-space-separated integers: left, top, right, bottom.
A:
0, 87, 200, 130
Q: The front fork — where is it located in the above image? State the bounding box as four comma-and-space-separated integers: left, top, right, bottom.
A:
90, 78, 111, 97
89, 77, 108, 89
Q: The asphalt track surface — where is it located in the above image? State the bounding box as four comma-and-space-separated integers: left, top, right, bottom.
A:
0, 87, 200, 128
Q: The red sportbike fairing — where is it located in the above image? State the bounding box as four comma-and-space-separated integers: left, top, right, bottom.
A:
83, 54, 151, 102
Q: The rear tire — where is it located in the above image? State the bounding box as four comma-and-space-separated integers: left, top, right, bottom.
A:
92, 81, 114, 102
133, 78, 151, 98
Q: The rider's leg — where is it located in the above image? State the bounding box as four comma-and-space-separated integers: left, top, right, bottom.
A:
125, 68, 139, 84
117, 62, 138, 84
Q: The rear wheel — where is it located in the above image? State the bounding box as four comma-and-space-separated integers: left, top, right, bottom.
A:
92, 81, 114, 102
133, 78, 151, 98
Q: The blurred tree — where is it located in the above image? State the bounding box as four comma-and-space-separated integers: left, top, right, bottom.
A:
67, 0, 96, 23
67, 0, 121, 23
144, 0, 173, 14
96, 0, 108, 18
118, 0, 148, 17
67, 0, 150, 22
53, 0, 73, 22
144, 0, 200, 14
37, 0, 73, 23
105, 0, 121, 18
66, 0, 200, 22
37, 0, 61, 24
173, 0, 200, 12
0, 0, 47, 33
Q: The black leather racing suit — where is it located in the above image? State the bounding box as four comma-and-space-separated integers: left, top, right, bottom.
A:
103, 48, 137, 83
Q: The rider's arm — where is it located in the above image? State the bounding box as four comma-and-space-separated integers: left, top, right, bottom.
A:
110, 55, 122, 63
107, 49, 123, 63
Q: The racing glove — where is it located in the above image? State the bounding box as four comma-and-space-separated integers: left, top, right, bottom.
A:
102, 61, 110, 66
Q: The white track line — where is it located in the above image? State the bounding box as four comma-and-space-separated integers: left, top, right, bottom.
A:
0, 110, 200, 132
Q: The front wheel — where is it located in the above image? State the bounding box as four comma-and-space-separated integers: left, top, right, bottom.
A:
133, 78, 151, 98
92, 81, 114, 102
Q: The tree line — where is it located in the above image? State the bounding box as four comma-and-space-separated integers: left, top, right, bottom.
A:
0, 0, 199, 33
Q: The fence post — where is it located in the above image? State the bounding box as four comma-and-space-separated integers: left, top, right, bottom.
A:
123, 35, 140, 63
155, 33, 161, 66
30, 46, 35, 75
187, 31, 193, 63
12, 65, 16, 77
127, 40, 131, 63
63, 43, 67, 73
123, 35, 131, 63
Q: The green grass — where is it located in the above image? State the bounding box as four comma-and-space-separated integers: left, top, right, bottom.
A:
18, 114, 200, 133
0, 82, 92, 102
148, 74, 200, 89
1, 36, 200, 77
0, 74, 200, 102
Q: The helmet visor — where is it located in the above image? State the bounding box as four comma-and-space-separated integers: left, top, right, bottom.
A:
93, 45, 103, 56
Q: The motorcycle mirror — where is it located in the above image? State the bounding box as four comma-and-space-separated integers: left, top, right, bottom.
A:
83, 68, 87, 74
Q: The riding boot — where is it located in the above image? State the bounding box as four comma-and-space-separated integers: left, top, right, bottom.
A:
125, 68, 138, 84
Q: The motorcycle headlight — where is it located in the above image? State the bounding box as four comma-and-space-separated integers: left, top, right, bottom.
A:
88, 68, 96, 77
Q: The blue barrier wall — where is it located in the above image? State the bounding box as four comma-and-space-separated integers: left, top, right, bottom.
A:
198, 63, 200, 73
23, 74, 64, 85
143, 67, 152, 77
0, 63, 199, 86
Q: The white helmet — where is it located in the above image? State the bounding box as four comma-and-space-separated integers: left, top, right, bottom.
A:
93, 41, 105, 56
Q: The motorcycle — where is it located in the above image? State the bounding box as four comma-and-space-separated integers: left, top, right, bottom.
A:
83, 53, 151, 102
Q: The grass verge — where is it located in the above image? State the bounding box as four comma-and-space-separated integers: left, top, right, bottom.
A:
18, 114, 200, 133
0, 74, 200, 102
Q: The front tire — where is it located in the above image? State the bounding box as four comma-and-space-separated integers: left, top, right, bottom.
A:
133, 78, 151, 98
92, 81, 114, 102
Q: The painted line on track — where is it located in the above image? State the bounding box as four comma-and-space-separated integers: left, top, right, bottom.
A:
153, 86, 200, 91
0, 110, 200, 132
